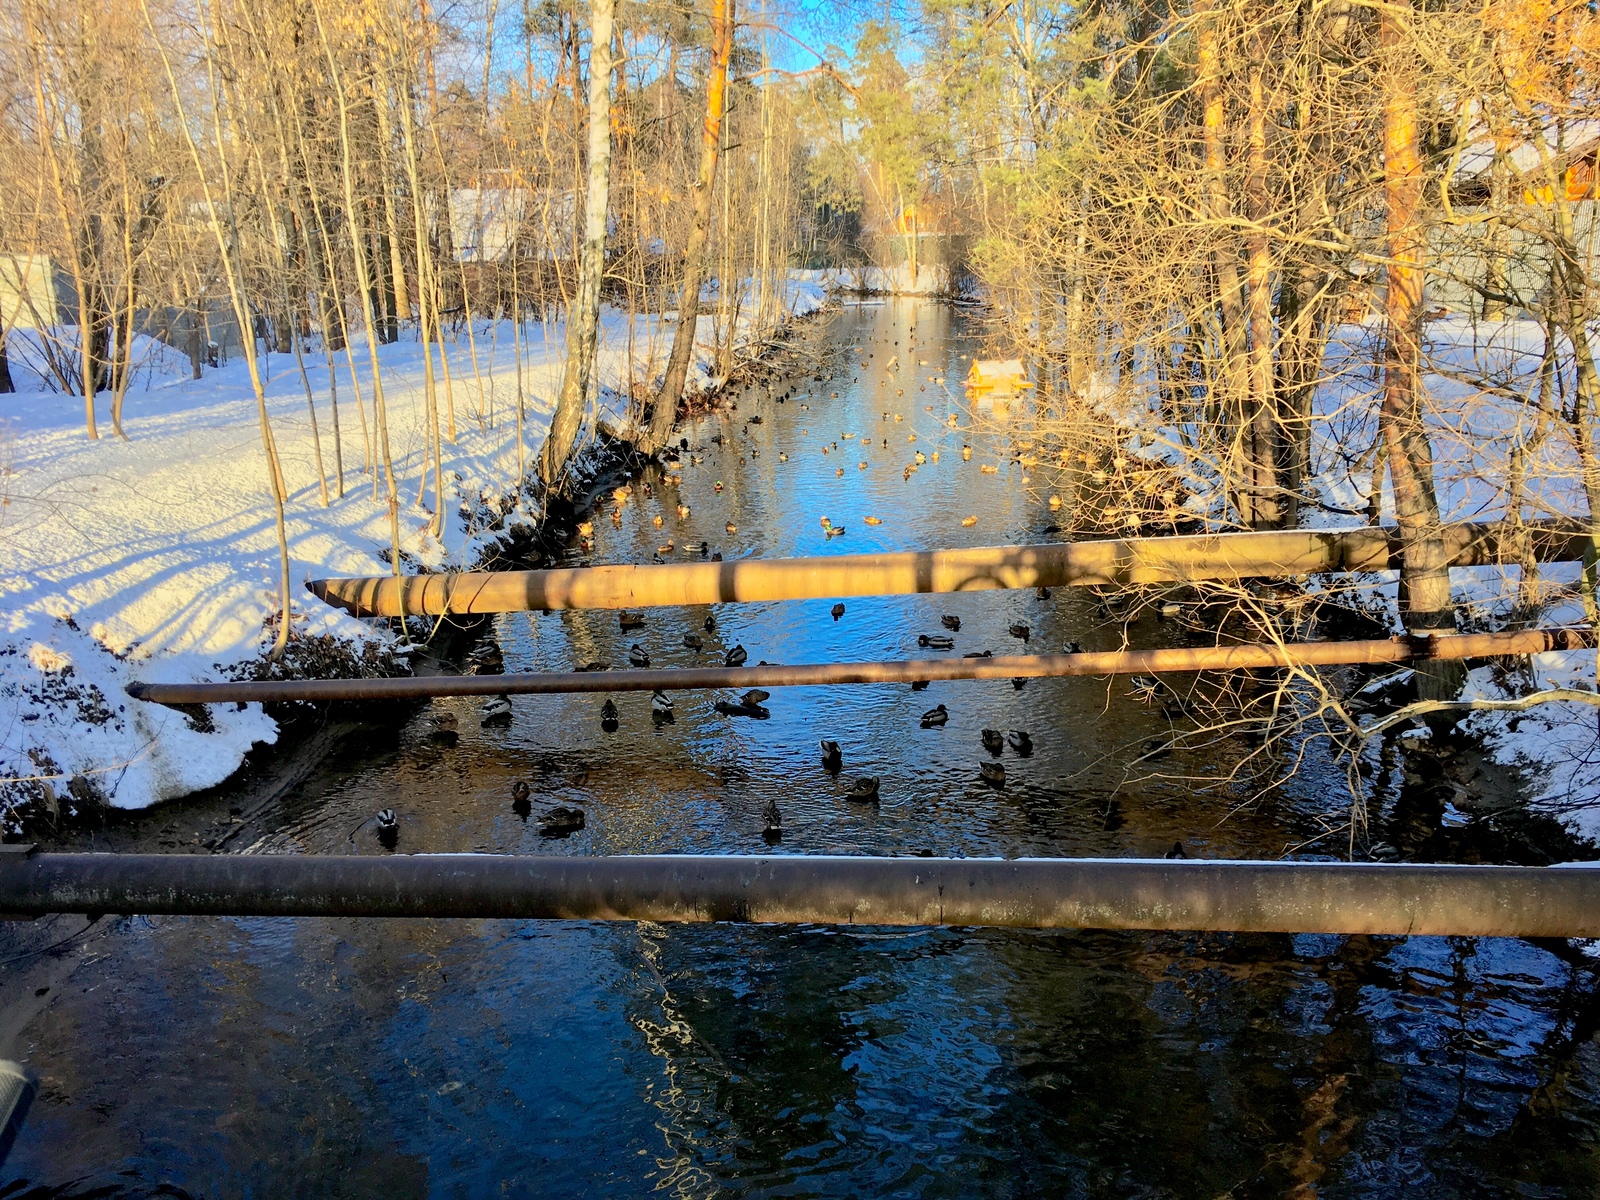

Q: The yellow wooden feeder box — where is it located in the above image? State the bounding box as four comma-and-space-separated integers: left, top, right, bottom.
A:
965, 359, 1034, 398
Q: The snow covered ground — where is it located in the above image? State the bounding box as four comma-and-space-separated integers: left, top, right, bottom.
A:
0, 280, 827, 821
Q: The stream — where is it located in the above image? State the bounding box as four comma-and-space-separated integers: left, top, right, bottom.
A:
6, 299, 1600, 1197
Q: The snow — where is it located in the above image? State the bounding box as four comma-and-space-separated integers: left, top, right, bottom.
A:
0, 278, 827, 821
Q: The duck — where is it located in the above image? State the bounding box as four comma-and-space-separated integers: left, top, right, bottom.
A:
940, 614, 961, 631
914, 451, 926, 465
762, 798, 783, 844
601, 698, 619, 730
479, 695, 513, 725
845, 776, 880, 801
1012, 677, 1029, 690
910, 679, 930, 691
540, 806, 586, 837
741, 689, 771, 706
1164, 841, 1187, 860
576, 660, 610, 672
725, 644, 748, 667
778, 452, 789, 462
726, 521, 738, 534
683, 632, 704, 651
864, 515, 882, 525
963, 649, 993, 659
836, 467, 845, 477
427, 712, 459, 746
961, 445, 973, 460
918, 633, 955, 651
1063, 640, 1084, 655
920, 703, 949, 728
825, 526, 846, 538
651, 690, 674, 714
713, 698, 770, 719
820, 739, 843, 772
1008, 730, 1033, 756
375, 808, 399, 848
979, 761, 1007, 787
1128, 675, 1169, 703
831, 602, 846, 622
961, 516, 978, 527
677, 503, 691, 520
981, 728, 1005, 754
512, 781, 532, 819
619, 610, 646, 630
628, 644, 651, 668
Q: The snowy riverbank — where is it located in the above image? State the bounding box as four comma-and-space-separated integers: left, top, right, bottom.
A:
0, 282, 827, 823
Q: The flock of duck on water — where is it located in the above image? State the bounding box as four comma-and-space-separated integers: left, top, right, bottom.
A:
362, 317, 1186, 853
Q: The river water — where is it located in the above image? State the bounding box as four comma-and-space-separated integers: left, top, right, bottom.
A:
7, 299, 1600, 1196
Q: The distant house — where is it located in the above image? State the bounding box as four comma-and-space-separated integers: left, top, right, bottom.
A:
0, 254, 73, 330
447, 186, 576, 262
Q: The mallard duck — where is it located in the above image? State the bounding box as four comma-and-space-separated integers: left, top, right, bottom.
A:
427, 712, 459, 745
920, 703, 949, 728
1012, 677, 1028, 690
1009, 623, 1030, 642
820, 739, 843, 772
979, 761, 1006, 787
961, 515, 978, 526
779, 452, 789, 462
911, 679, 930, 691
726, 521, 738, 534
981, 728, 1004, 754
1063, 640, 1084, 655
825, 525, 846, 538
375, 808, 399, 848
628, 644, 650, 668
1128, 675, 1168, 703
651, 690, 674, 714
961, 445, 973, 460
762, 798, 783, 844
1036, 585, 1052, 599
683, 632, 704, 651
713, 698, 769, 719
845, 776, 880, 801
619, 611, 646, 630
864, 515, 882, 525
540, 806, 586, 837
835, 467, 844, 477
918, 634, 955, 651
1164, 841, 1187, 860
1008, 730, 1033, 756
725, 644, 748, 667
962, 649, 993, 659
741, 689, 771, 706
512, 782, 532, 819
831, 602, 846, 622
479, 695, 513, 725
601, 698, 619, 730
940, 614, 961, 631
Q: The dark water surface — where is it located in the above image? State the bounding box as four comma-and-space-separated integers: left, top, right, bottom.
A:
8, 300, 1600, 1197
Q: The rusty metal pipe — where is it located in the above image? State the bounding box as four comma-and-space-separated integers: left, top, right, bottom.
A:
4, 852, 1600, 935
125, 628, 1593, 705
308, 520, 1592, 617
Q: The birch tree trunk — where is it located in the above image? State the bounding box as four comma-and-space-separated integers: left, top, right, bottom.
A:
540, 0, 616, 491
642, 0, 733, 455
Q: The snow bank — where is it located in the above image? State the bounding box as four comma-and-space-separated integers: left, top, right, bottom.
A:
0, 278, 828, 821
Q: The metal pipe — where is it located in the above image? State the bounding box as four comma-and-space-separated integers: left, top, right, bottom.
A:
4, 851, 1600, 936
307, 520, 1592, 617
126, 628, 1593, 705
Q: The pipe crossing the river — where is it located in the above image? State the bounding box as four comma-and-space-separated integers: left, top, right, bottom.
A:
307, 520, 1591, 618
126, 628, 1593, 705
4, 851, 1600, 936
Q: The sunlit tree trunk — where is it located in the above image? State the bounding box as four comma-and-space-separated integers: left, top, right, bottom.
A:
643, 0, 733, 455
541, 0, 615, 491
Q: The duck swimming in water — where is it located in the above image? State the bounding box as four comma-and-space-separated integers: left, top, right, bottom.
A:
540, 806, 586, 837
705, 614, 717, 632
1008, 731, 1033, 756
684, 632, 704, 651
725, 645, 748, 667
921, 703, 949, 728
981, 728, 1005, 754
619, 611, 646, 630
651, 689, 674, 714
601, 698, 619, 731
762, 798, 783, 844
511, 781, 532, 818
820, 739, 842, 772
940, 614, 961, 631
375, 808, 399, 848
628, 644, 651, 668
831, 602, 846, 621
918, 634, 955, 651
845, 776, 880, 801
741, 689, 771, 707
479, 695, 513, 726
979, 761, 1006, 787
1008, 623, 1031, 642
713, 698, 769, 719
